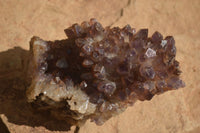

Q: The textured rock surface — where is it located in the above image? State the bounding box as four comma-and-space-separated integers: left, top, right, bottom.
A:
0, 0, 200, 133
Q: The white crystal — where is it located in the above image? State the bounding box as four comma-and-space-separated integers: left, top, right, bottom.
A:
145, 48, 156, 58
55, 77, 60, 82
161, 40, 167, 47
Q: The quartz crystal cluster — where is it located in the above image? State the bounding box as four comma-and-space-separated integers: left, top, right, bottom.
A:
26, 19, 185, 126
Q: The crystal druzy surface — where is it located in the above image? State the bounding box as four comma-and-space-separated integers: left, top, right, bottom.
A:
26, 19, 185, 126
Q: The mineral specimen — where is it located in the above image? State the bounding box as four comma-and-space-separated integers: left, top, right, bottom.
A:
26, 18, 185, 127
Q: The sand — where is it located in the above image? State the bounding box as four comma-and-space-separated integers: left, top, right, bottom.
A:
0, 0, 199, 133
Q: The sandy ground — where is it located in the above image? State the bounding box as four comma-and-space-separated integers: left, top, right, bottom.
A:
0, 0, 200, 133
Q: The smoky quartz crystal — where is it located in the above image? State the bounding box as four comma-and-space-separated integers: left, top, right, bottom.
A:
26, 18, 185, 126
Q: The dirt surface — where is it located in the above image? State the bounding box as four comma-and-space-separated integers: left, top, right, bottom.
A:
0, 0, 200, 133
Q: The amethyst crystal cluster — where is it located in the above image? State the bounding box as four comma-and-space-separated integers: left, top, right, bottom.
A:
26, 19, 185, 126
